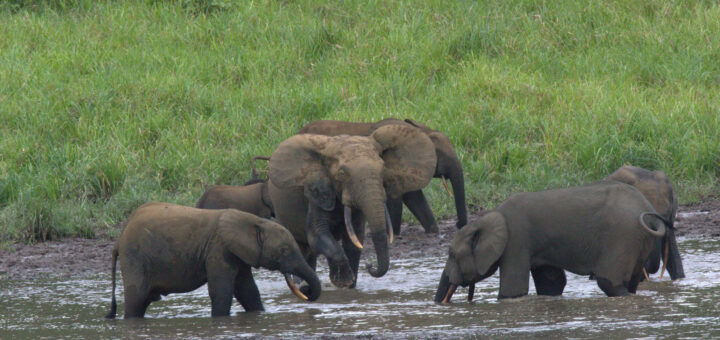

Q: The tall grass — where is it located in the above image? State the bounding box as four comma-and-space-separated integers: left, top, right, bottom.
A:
1, 0, 718, 243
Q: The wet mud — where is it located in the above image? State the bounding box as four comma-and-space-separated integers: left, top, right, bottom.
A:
2, 200, 718, 280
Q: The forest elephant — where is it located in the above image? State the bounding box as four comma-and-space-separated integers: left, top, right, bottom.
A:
269, 124, 437, 288
105, 202, 320, 319
196, 182, 274, 219
606, 165, 684, 280
435, 181, 666, 303
298, 118, 466, 234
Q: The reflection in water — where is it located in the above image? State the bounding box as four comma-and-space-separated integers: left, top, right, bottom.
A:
1, 237, 719, 338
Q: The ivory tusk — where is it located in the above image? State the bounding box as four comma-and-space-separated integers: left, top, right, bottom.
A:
660, 240, 669, 279
344, 206, 363, 249
441, 176, 453, 197
384, 206, 394, 244
442, 284, 458, 304
643, 268, 650, 282
467, 283, 475, 302
284, 274, 308, 301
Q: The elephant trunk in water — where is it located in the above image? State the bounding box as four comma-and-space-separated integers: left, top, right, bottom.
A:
283, 261, 322, 301
663, 226, 685, 279
435, 270, 453, 303
357, 194, 390, 278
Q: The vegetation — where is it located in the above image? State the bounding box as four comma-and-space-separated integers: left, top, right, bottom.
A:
1, 0, 718, 243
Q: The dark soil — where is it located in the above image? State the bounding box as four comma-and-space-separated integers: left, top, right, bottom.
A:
1, 200, 718, 280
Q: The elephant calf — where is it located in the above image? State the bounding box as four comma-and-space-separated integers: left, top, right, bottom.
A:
435, 181, 666, 303
196, 181, 274, 219
105, 202, 320, 319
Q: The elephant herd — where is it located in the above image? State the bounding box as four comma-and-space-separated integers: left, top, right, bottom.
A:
105, 118, 685, 319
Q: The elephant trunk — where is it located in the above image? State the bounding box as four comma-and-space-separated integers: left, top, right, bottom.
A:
446, 166, 467, 228
358, 196, 390, 278
663, 226, 685, 279
434, 270, 454, 303
286, 261, 322, 301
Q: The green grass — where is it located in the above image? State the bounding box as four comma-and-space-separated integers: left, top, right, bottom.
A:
1, 0, 718, 243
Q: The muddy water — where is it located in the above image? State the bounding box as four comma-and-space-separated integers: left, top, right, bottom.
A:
2, 236, 719, 338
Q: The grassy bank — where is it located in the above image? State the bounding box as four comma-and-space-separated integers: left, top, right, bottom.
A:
1, 0, 718, 244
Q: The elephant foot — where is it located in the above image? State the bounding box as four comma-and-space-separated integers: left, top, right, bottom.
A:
423, 223, 439, 234
329, 261, 355, 288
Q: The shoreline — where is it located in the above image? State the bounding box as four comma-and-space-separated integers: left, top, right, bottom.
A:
1, 200, 718, 281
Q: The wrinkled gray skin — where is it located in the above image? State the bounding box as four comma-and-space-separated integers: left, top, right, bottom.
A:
606, 165, 684, 280
105, 202, 320, 319
435, 181, 666, 302
196, 181, 274, 219
298, 118, 467, 234
269, 124, 437, 288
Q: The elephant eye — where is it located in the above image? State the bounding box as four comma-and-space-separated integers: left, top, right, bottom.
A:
280, 247, 290, 256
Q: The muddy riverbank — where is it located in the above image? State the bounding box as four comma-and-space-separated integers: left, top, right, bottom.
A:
1, 200, 718, 280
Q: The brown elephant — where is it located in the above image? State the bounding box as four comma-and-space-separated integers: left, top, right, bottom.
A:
606, 165, 684, 280
269, 124, 437, 288
196, 181, 274, 219
105, 202, 320, 319
298, 118, 466, 234
435, 181, 666, 303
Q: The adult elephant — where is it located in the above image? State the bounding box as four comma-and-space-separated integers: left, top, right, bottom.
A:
105, 202, 320, 319
606, 165, 684, 280
435, 181, 666, 302
298, 118, 466, 234
269, 124, 437, 288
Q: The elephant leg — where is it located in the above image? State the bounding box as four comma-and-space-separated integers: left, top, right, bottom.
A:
627, 272, 642, 294
300, 244, 318, 272
596, 277, 630, 297
497, 257, 531, 299
207, 257, 238, 317
386, 198, 403, 236
531, 266, 566, 296
626, 261, 645, 294
402, 190, 439, 234
121, 269, 152, 318
342, 211, 366, 288
234, 264, 264, 312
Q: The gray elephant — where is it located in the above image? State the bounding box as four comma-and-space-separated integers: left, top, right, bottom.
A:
105, 202, 320, 319
269, 124, 437, 288
298, 118, 466, 234
435, 181, 666, 303
605, 165, 684, 280
196, 181, 274, 219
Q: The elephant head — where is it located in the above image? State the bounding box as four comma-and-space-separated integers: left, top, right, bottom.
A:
403, 119, 467, 228
217, 211, 322, 301
269, 124, 437, 280
606, 165, 684, 280
434, 212, 507, 303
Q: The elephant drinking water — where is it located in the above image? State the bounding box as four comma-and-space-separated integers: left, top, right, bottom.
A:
435, 181, 667, 302
105, 202, 320, 319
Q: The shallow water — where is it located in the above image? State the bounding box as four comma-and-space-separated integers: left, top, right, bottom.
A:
1, 236, 719, 338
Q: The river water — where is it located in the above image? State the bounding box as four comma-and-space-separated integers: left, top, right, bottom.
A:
1, 235, 719, 338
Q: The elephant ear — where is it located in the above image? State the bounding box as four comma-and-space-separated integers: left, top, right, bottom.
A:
269, 134, 336, 210
370, 124, 437, 198
217, 210, 264, 267
466, 212, 508, 276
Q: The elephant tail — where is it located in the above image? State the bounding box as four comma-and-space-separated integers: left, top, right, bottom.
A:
105, 245, 119, 319
639, 212, 666, 238
196, 188, 212, 208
